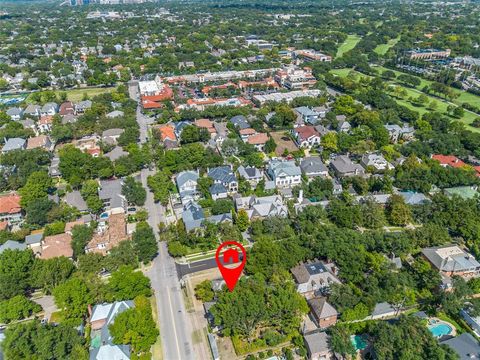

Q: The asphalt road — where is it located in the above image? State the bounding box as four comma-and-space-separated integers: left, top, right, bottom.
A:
141, 168, 195, 360
176, 255, 244, 279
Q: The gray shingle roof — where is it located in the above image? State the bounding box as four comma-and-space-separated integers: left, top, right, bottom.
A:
0, 240, 27, 253
304, 331, 330, 355
300, 157, 328, 175
2, 138, 26, 152
441, 333, 480, 360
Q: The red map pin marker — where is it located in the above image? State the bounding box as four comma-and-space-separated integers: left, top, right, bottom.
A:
215, 241, 246, 292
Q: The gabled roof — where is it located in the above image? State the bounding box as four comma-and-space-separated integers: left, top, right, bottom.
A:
441, 333, 480, 360
308, 297, 338, 320
268, 160, 301, 177
422, 245, 480, 272
300, 157, 328, 175
230, 115, 250, 129
65, 190, 88, 212
0, 193, 22, 214
208, 166, 236, 184
304, 331, 330, 355
176, 170, 199, 189
210, 183, 228, 195
238, 165, 262, 180
432, 154, 466, 168
0, 240, 27, 253
247, 132, 269, 145
2, 138, 26, 152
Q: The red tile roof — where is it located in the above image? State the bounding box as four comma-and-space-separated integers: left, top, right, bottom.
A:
294, 126, 320, 141
432, 154, 466, 168
248, 133, 269, 145
0, 193, 21, 214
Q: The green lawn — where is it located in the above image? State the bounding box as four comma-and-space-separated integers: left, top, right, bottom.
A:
336, 34, 362, 58
330, 67, 480, 132
374, 36, 400, 55
26, 86, 114, 103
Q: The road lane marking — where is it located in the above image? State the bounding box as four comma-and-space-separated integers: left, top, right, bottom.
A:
167, 285, 182, 359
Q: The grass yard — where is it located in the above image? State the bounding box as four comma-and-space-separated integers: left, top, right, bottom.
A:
330, 67, 480, 132
336, 34, 362, 58
270, 130, 298, 156
26, 86, 114, 103
150, 296, 163, 360
374, 36, 400, 55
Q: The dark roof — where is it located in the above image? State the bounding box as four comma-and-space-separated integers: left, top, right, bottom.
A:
441, 333, 480, 360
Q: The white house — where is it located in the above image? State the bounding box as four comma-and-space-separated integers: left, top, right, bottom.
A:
267, 160, 302, 188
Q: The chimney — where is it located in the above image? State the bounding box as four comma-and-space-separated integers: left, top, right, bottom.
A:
87, 304, 92, 317
298, 190, 304, 204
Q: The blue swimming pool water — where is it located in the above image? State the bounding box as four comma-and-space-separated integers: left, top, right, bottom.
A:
429, 323, 453, 337
351, 335, 367, 350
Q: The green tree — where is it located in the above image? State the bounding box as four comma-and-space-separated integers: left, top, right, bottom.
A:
53, 277, 93, 323
387, 194, 412, 226
132, 221, 158, 264
0, 249, 35, 300
0, 295, 42, 323
2, 321, 87, 360
19, 171, 52, 208
194, 280, 214, 302
122, 176, 146, 206
32, 256, 75, 294
321, 132, 338, 152
236, 209, 250, 232
147, 171, 175, 205
109, 296, 159, 354
108, 265, 152, 300
329, 326, 356, 360
71, 225, 94, 259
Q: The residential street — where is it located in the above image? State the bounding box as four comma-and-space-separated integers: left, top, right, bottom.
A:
141, 168, 195, 360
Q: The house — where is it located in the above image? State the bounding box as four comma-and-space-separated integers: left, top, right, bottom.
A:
294, 106, 321, 125
102, 128, 124, 145
235, 195, 288, 220
176, 170, 199, 204
65, 190, 88, 212
104, 146, 128, 161
40, 102, 58, 116
0, 240, 27, 254
247, 132, 269, 151
422, 245, 480, 281
24, 104, 41, 118
432, 154, 467, 169
444, 186, 479, 200
337, 119, 351, 133
39, 233, 73, 259
267, 160, 302, 188
330, 155, 365, 178
6, 107, 23, 121
369, 302, 397, 320
38, 116, 54, 133
0, 193, 22, 224
99, 179, 126, 210
106, 110, 124, 119
212, 122, 228, 146
208, 166, 238, 193
361, 153, 393, 172
230, 115, 250, 130
239, 128, 257, 141
25, 232, 43, 253
398, 191, 430, 205
210, 183, 229, 200
291, 261, 341, 298
26, 135, 53, 151
89, 300, 133, 360
156, 124, 177, 145
75, 100, 92, 114
59, 101, 75, 116
87, 213, 128, 255
300, 157, 329, 178
307, 297, 338, 329
292, 126, 321, 148
195, 119, 216, 137
61, 114, 78, 124
1, 138, 26, 153
384, 124, 415, 143
441, 333, 480, 360
304, 332, 333, 360
182, 202, 205, 232
237, 165, 264, 186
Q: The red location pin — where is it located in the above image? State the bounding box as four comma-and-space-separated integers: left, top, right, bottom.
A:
215, 241, 246, 292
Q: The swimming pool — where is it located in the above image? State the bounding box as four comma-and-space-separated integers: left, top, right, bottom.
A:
351, 335, 368, 350
428, 323, 453, 338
